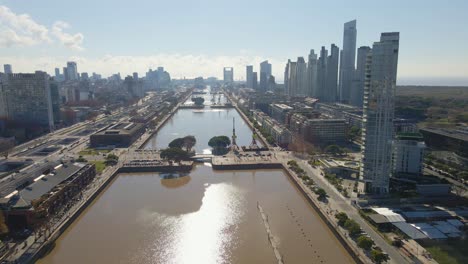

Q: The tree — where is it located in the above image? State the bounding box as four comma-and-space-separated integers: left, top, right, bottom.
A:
183, 135, 196, 152
335, 212, 349, 226
325, 144, 343, 156
0, 137, 15, 159
357, 235, 374, 250
208, 136, 231, 155
105, 154, 119, 165
287, 160, 298, 167
76, 155, 87, 162
371, 249, 389, 264
192, 97, 205, 106
160, 148, 190, 162
208, 136, 231, 148
169, 138, 185, 149
315, 188, 327, 200
344, 219, 361, 236
347, 126, 361, 141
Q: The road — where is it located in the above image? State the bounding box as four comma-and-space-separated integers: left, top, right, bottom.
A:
295, 158, 410, 264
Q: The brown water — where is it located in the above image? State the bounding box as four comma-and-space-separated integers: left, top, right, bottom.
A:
38, 90, 354, 264
39, 166, 353, 264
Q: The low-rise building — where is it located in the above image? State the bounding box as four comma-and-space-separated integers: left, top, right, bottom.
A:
0, 163, 96, 230
252, 110, 292, 146
304, 119, 346, 145
392, 133, 426, 175
90, 122, 145, 148
420, 127, 468, 158
270, 103, 293, 124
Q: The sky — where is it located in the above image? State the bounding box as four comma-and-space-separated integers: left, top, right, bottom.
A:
0, 0, 468, 85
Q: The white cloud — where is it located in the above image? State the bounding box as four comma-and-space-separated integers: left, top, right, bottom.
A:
52, 21, 84, 51
0, 5, 50, 47
0, 5, 83, 50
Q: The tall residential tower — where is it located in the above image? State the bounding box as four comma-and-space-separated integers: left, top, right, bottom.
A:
359, 32, 400, 194
339, 20, 357, 103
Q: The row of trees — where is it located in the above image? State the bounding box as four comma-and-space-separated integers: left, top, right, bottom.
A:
335, 212, 389, 264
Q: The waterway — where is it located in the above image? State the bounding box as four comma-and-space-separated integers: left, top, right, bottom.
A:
38, 89, 353, 264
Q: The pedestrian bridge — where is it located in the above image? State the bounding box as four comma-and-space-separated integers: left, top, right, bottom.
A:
191, 154, 214, 161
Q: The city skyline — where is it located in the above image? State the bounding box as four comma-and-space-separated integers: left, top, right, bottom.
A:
1, 1, 468, 85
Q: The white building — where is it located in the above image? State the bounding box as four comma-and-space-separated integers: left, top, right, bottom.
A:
392, 133, 426, 175
350, 46, 371, 107
360, 32, 400, 194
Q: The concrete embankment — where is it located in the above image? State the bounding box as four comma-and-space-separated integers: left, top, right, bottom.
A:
119, 163, 193, 173
29, 167, 121, 263
212, 162, 283, 170
137, 93, 192, 149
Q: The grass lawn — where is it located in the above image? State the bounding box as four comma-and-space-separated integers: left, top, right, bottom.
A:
79, 148, 111, 156
425, 240, 468, 264
91, 160, 107, 173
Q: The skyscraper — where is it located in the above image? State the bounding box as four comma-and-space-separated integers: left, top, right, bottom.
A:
316, 46, 328, 100
259, 60, 272, 92
360, 32, 400, 194
284, 60, 290, 95
223, 67, 234, 83
296, 57, 308, 96
246, 65, 254, 88
3, 64, 12, 74
287, 61, 297, 97
66, 61, 78, 80
133, 72, 139, 80
326, 44, 339, 102
1, 71, 55, 131
350, 46, 371, 107
339, 20, 357, 103
307, 49, 318, 97
252, 72, 258, 90
55, 68, 60, 78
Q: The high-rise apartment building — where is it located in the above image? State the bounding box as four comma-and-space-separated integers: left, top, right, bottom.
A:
284, 61, 290, 95
3, 64, 12, 74
350, 46, 371, 107
325, 44, 339, 102
223, 67, 234, 83
339, 20, 357, 103
296, 57, 308, 96
246, 65, 254, 88
307, 50, 318, 97
259, 60, 272, 92
252, 72, 258, 90
360, 32, 400, 194
287, 61, 297, 97
66, 61, 78, 80
0, 71, 55, 131
316, 47, 328, 100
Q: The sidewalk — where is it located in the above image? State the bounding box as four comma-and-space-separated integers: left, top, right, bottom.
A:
294, 157, 411, 264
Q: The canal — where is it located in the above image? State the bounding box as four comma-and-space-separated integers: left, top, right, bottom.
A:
38, 90, 354, 264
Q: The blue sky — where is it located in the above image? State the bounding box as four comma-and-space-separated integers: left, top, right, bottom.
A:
1, 0, 468, 85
